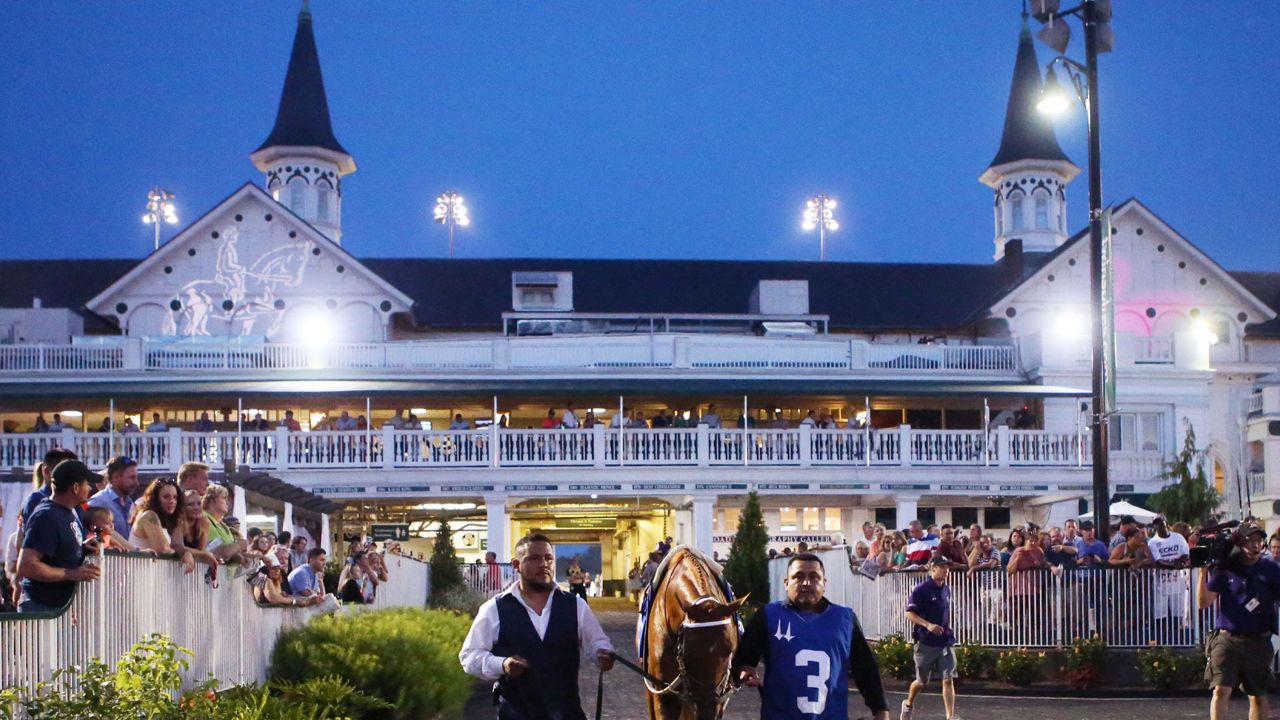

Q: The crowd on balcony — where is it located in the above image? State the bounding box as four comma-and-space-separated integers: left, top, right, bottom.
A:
0, 448, 394, 614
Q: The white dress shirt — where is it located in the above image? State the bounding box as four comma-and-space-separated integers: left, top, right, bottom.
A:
459, 584, 613, 681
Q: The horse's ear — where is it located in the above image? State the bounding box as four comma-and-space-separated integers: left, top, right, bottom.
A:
687, 595, 749, 622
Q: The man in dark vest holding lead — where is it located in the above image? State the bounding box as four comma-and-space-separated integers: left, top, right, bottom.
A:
460, 533, 615, 719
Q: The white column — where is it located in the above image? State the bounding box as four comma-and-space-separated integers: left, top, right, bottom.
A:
692, 497, 715, 555
282, 502, 294, 537
485, 495, 510, 562
232, 484, 248, 523
895, 495, 920, 530
320, 513, 332, 554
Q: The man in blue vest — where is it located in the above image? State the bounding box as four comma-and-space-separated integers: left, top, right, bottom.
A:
734, 553, 890, 720
459, 533, 614, 720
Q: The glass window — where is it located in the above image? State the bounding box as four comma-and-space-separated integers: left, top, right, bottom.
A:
995, 203, 1004, 235
1140, 413, 1161, 452
874, 508, 897, 529
1035, 196, 1049, 229
779, 507, 797, 532
984, 507, 1011, 529
519, 289, 555, 308
1011, 198, 1025, 230
722, 508, 740, 533
823, 508, 843, 532
951, 507, 979, 529
316, 188, 330, 222
289, 187, 305, 214
1058, 205, 1065, 232
1109, 412, 1162, 453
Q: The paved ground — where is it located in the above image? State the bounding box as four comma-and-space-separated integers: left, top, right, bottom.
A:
462, 611, 1251, 719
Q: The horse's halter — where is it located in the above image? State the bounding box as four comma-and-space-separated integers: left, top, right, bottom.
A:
645, 596, 740, 710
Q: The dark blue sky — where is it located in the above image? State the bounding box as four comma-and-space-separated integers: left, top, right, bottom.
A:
2, 3, 1277, 269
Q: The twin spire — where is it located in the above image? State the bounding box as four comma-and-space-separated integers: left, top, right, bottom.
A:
255, 3, 350, 161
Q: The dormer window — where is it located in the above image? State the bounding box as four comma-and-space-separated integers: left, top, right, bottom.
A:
1011, 197, 1025, 230
1034, 196, 1049, 229
512, 271, 573, 312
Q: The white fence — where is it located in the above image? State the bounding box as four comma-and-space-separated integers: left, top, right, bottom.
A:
0, 335, 1021, 375
1, 425, 1092, 473
462, 563, 518, 598
771, 550, 1258, 649
0, 552, 429, 695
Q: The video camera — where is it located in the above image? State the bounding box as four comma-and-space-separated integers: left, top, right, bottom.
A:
1189, 520, 1240, 568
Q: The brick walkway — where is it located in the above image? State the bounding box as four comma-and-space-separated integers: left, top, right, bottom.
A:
462, 609, 1230, 719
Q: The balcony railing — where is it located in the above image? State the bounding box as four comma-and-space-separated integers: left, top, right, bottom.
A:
0, 425, 1089, 472
1248, 391, 1265, 415
0, 335, 1021, 375
1250, 471, 1267, 497
1132, 335, 1175, 364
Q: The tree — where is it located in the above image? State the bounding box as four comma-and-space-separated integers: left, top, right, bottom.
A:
1147, 422, 1221, 526
428, 516, 464, 605
722, 491, 769, 605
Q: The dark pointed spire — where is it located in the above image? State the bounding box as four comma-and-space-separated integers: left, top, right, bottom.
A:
256, 6, 348, 156
986, 14, 1073, 169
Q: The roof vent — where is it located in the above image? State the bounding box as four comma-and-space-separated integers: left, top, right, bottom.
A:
749, 280, 809, 315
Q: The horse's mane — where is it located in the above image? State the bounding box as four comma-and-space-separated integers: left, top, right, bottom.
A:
653, 545, 726, 598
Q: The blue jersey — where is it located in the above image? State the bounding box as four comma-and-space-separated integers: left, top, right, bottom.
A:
761, 601, 854, 720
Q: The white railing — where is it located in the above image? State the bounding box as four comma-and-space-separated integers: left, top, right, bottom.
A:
773, 551, 1228, 649
0, 552, 429, 695
0, 425, 1099, 473
1250, 471, 1267, 497
462, 563, 518, 599
1133, 335, 1175, 364
1248, 391, 1265, 415
0, 335, 1021, 375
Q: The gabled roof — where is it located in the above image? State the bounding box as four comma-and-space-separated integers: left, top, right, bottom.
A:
986, 16, 1075, 171
981, 198, 1279, 332
1231, 271, 1280, 337
84, 183, 413, 316
255, 7, 348, 157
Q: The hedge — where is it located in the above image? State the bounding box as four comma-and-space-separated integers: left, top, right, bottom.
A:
269, 607, 473, 720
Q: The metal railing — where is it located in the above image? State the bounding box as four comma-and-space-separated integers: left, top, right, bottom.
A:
462, 564, 518, 599
0, 335, 1022, 375
1250, 471, 1267, 497
0, 425, 1095, 473
1249, 391, 1265, 415
773, 551, 1242, 649
0, 552, 429, 695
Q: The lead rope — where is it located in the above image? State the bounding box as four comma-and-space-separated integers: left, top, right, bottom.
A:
594, 665, 604, 720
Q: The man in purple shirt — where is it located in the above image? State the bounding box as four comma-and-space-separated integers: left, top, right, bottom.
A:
1196, 521, 1280, 720
902, 556, 957, 720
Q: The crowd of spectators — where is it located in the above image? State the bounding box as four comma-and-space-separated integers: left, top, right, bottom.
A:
0, 448, 382, 614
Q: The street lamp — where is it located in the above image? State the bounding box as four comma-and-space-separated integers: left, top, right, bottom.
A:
433, 190, 470, 259
1031, 0, 1114, 542
141, 187, 178, 250
802, 194, 838, 262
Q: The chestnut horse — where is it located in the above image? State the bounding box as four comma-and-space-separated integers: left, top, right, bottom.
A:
640, 546, 748, 720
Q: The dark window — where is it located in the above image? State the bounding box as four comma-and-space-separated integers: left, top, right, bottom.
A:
945, 409, 983, 429
917, 507, 937, 527
984, 507, 1011, 529
906, 409, 942, 429
870, 409, 901, 429
951, 507, 979, 529
874, 508, 897, 530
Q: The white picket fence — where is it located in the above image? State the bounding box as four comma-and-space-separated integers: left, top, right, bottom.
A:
771, 549, 1280, 650
0, 552, 429, 695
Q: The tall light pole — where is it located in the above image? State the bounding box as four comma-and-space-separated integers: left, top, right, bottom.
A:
433, 190, 470, 259
141, 187, 178, 250
802, 194, 839, 262
1032, 0, 1114, 542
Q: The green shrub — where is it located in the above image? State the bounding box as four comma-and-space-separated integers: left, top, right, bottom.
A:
954, 641, 996, 680
1136, 645, 1205, 690
429, 585, 487, 616
270, 607, 473, 719
0, 635, 373, 720
873, 633, 915, 680
995, 648, 1042, 686
1059, 634, 1107, 689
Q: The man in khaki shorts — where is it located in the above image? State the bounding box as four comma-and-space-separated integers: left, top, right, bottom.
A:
901, 556, 960, 720
1196, 521, 1280, 720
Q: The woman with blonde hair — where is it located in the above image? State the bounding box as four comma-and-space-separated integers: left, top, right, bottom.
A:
173, 490, 220, 573
883, 531, 909, 571
201, 484, 244, 563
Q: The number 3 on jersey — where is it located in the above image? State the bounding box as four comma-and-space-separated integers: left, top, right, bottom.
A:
794, 649, 831, 715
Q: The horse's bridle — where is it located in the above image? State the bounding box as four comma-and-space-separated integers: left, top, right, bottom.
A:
642, 596, 741, 709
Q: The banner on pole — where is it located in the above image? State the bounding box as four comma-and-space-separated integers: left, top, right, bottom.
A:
1101, 208, 1117, 414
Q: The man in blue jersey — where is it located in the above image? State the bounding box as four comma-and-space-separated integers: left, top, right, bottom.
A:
734, 553, 890, 720
901, 556, 959, 720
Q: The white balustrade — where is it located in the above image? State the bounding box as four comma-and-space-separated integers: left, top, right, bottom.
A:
0, 427, 1101, 473
1249, 471, 1267, 497
0, 552, 428, 696
1, 336, 1020, 375
1133, 335, 1175, 364
1249, 391, 1265, 414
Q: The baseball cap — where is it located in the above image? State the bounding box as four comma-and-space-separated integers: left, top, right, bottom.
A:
1237, 521, 1267, 543
51, 459, 103, 491
927, 555, 950, 567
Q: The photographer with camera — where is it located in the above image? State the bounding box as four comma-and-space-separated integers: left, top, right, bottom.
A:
1196, 521, 1280, 720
